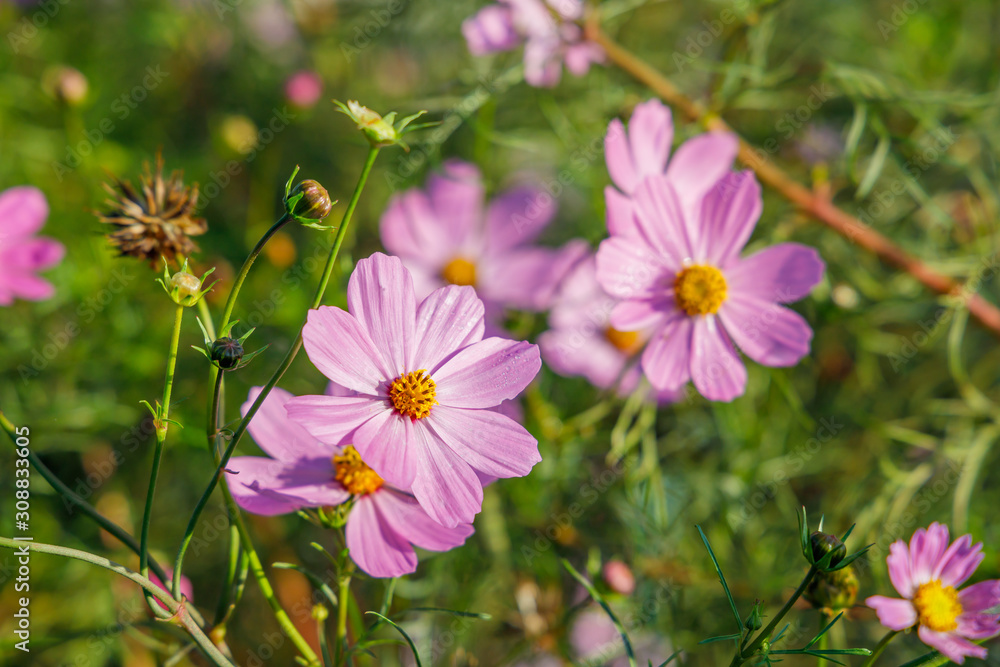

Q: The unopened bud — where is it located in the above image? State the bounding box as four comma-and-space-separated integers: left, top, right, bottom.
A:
804, 565, 859, 612
210, 337, 244, 369
289, 179, 333, 220
170, 272, 201, 300
744, 600, 763, 631
810, 531, 847, 568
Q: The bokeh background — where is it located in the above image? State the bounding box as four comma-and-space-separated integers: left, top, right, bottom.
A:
2, 0, 1000, 665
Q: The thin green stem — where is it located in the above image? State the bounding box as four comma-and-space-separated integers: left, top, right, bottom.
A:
861, 630, 900, 667
336, 572, 353, 666
730, 567, 818, 666
0, 537, 234, 667
139, 303, 185, 612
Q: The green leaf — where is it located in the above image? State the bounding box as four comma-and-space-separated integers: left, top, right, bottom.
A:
696, 526, 744, 634
855, 133, 890, 200
561, 558, 637, 667
272, 562, 338, 609
364, 612, 422, 667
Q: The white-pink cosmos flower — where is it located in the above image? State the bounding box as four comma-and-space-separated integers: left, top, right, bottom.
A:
286, 253, 542, 527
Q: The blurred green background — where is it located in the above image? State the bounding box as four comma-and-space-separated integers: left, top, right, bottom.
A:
2, 0, 1000, 664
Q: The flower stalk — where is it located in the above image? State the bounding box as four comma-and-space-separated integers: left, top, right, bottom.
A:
861, 630, 900, 666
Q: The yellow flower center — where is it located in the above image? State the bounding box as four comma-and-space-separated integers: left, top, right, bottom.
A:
441, 257, 477, 287
674, 265, 728, 316
604, 327, 642, 355
388, 370, 438, 420
332, 446, 383, 496
913, 580, 963, 632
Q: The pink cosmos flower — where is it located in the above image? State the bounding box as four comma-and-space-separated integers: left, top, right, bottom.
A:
284, 70, 323, 108
866, 523, 1000, 664
538, 254, 682, 403
603, 99, 740, 238
227, 386, 474, 578
380, 159, 586, 334
596, 168, 824, 402
463, 0, 604, 87
285, 253, 542, 528
0, 186, 64, 306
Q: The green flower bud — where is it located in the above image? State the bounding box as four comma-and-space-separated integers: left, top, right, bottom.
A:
170, 271, 201, 299
810, 531, 847, 568
804, 564, 859, 612
288, 179, 333, 220
744, 600, 764, 631
210, 337, 244, 370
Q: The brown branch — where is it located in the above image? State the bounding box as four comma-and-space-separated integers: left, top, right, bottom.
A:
586, 23, 1000, 338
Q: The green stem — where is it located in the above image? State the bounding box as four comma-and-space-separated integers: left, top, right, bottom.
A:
861, 630, 900, 667
139, 303, 185, 612
336, 573, 353, 666
730, 567, 818, 666
0, 537, 234, 667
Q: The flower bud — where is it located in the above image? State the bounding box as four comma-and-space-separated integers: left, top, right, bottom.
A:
744, 600, 763, 631
170, 271, 201, 301
288, 179, 333, 220
810, 531, 847, 568
804, 564, 859, 612
345, 101, 398, 146
210, 337, 244, 369
602, 560, 636, 595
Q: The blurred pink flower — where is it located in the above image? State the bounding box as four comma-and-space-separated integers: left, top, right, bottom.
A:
286, 253, 542, 528
227, 385, 474, 578
463, 0, 604, 87
284, 70, 323, 108
602, 559, 636, 596
0, 186, 64, 306
538, 254, 681, 404
866, 523, 1000, 664
380, 159, 586, 335
148, 569, 194, 612
570, 606, 671, 667
596, 162, 824, 401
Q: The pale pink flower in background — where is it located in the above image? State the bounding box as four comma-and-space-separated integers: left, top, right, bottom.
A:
227, 386, 474, 578
463, 0, 604, 87
570, 606, 671, 667
603, 99, 739, 237
286, 253, 542, 528
380, 159, 586, 335
0, 186, 64, 306
866, 522, 1000, 664
596, 165, 824, 402
538, 254, 682, 404
602, 559, 636, 596
284, 70, 323, 108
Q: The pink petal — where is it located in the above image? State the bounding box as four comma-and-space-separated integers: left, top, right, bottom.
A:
379, 190, 457, 269
717, 297, 813, 367
917, 626, 986, 664
1, 273, 56, 302
701, 171, 763, 266
485, 185, 556, 252
346, 495, 417, 578
284, 394, 387, 445
726, 243, 825, 303
347, 253, 417, 375
301, 306, 391, 394
887, 539, 916, 597
959, 580, 1000, 613
5, 237, 65, 269
434, 337, 541, 408
595, 236, 670, 301
538, 327, 627, 390
523, 37, 562, 87
626, 99, 673, 192
226, 456, 348, 516
373, 489, 474, 552
0, 186, 49, 237
610, 296, 675, 332
563, 41, 602, 76
350, 410, 419, 491
911, 523, 951, 585
427, 160, 484, 245
663, 131, 739, 228
690, 316, 747, 402
241, 387, 329, 462
640, 314, 692, 391
956, 610, 1000, 640
632, 175, 695, 264
463, 4, 520, 55
413, 284, 485, 372
605, 118, 637, 194
605, 186, 641, 237
482, 242, 587, 311
410, 422, 484, 527
935, 535, 984, 589
427, 405, 540, 478
865, 595, 917, 631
